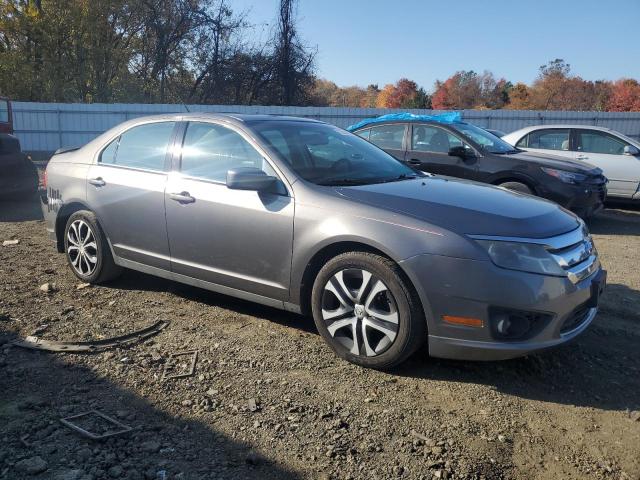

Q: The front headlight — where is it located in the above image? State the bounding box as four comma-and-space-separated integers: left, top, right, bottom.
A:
476, 240, 565, 276
541, 167, 587, 185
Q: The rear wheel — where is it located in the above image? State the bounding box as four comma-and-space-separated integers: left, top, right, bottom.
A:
64, 210, 122, 284
498, 181, 533, 195
311, 252, 425, 370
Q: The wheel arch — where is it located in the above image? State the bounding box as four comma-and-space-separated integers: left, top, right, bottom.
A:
297, 240, 424, 318
489, 173, 539, 194
54, 201, 93, 252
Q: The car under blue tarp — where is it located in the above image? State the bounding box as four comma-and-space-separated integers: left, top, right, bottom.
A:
346, 111, 463, 132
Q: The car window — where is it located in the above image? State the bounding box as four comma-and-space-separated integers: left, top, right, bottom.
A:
100, 122, 175, 171
0, 100, 8, 123
412, 125, 463, 153
577, 130, 627, 155
368, 124, 405, 150
181, 122, 275, 182
519, 129, 570, 151
252, 121, 416, 186
355, 128, 370, 140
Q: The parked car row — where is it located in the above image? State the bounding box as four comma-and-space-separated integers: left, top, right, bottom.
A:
350, 118, 608, 218
503, 125, 640, 200
41, 113, 607, 369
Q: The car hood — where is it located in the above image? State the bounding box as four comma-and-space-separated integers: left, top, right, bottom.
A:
503, 150, 601, 174
336, 176, 580, 238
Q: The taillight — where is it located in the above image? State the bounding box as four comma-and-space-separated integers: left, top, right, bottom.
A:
42, 170, 47, 190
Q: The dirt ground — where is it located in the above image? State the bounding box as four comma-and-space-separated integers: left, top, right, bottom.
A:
0, 193, 639, 480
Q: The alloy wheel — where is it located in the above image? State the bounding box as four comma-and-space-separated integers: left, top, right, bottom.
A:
67, 219, 98, 276
321, 268, 399, 357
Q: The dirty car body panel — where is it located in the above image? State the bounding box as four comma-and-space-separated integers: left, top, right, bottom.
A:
42, 114, 606, 362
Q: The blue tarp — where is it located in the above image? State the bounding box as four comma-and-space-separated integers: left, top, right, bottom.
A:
346, 111, 463, 132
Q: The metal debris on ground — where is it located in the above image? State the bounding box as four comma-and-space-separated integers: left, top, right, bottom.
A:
2, 239, 20, 246
12, 320, 170, 353
162, 350, 198, 380
60, 410, 133, 440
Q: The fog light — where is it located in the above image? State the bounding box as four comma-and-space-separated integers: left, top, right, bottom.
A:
489, 308, 551, 341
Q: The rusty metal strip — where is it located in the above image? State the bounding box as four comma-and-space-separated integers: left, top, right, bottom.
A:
12, 320, 170, 352
60, 410, 133, 440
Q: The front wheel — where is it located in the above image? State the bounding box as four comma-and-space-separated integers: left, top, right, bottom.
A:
311, 252, 426, 370
64, 210, 122, 284
498, 181, 533, 195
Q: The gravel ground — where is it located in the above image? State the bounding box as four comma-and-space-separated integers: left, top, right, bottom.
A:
0, 194, 639, 480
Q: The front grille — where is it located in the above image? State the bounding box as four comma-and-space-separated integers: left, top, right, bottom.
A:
585, 175, 607, 202
560, 304, 591, 334
547, 227, 599, 284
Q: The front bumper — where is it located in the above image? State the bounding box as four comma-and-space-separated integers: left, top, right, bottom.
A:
399, 254, 605, 361
539, 178, 606, 218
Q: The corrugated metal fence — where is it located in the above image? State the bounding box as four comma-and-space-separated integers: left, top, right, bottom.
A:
12, 101, 640, 152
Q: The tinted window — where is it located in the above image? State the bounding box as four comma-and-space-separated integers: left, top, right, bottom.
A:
252, 121, 416, 186
0, 100, 8, 123
100, 122, 175, 171
368, 124, 405, 150
412, 125, 463, 153
521, 129, 570, 151
181, 122, 274, 182
577, 130, 627, 155
355, 128, 370, 140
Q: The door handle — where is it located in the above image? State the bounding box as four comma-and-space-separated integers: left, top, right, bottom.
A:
408, 159, 421, 165
89, 177, 106, 187
169, 191, 195, 204
576, 154, 589, 160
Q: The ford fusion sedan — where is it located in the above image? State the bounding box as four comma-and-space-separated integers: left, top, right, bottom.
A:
42, 114, 605, 369
351, 118, 607, 218
503, 125, 640, 201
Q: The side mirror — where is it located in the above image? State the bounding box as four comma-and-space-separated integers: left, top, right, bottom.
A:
448, 145, 475, 160
623, 145, 640, 156
226, 167, 277, 192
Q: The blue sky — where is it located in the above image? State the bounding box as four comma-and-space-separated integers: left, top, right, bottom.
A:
232, 0, 640, 91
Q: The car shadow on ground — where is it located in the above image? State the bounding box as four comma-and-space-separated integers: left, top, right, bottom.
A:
107, 269, 640, 413
0, 326, 302, 479
588, 206, 640, 235
0, 194, 44, 223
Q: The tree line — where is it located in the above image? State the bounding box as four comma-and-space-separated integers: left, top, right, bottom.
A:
314, 60, 640, 112
1, 2, 638, 112
0, 0, 314, 105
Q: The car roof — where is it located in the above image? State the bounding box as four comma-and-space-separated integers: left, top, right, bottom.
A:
354, 119, 465, 129
123, 112, 322, 126
507, 124, 617, 135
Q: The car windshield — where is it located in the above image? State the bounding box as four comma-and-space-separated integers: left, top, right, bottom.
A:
251, 121, 417, 186
454, 123, 518, 154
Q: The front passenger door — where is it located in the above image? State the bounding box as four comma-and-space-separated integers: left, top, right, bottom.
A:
406, 124, 477, 179
165, 121, 294, 301
572, 129, 640, 197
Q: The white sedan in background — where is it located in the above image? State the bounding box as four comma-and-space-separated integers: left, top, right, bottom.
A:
503, 125, 640, 200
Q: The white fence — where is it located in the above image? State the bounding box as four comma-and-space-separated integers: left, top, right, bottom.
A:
11, 101, 640, 152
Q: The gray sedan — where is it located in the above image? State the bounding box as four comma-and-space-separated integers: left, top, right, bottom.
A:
42, 114, 605, 368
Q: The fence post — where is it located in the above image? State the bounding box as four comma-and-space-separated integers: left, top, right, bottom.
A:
56, 108, 63, 149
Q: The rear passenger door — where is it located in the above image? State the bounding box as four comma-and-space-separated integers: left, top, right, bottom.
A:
86, 121, 177, 270
406, 124, 477, 179
572, 129, 640, 197
365, 124, 407, 161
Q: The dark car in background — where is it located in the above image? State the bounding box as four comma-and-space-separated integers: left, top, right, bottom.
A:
352, 119, 607, 218
0, 98, 38, 198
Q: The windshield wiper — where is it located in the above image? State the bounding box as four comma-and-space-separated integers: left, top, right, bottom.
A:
379, 173, 418, 183
492, 149, 521, 155
317, 178, 372, 186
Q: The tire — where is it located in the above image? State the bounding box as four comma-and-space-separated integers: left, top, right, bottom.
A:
63, 210, 122, 284
311, 252, 426, 370
498, 181, 534, 195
